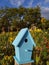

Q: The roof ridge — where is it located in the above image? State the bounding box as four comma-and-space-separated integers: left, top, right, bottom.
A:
12, 28, 28, 46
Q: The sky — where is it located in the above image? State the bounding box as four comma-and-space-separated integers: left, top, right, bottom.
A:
0, 0, 49, 19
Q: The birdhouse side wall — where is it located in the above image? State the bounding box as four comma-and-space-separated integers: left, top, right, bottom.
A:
15, 47, 20, 61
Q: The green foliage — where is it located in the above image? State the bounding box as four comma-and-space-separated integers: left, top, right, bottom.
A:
1, 55, 14, 65
0, 6, 41, 32
0, 29, 49, 65
0, 6, 49, 65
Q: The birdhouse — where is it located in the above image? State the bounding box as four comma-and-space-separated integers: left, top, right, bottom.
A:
12, 28, 36, 64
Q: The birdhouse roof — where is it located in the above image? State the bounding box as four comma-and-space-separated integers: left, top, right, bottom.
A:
12, 28, 28, 46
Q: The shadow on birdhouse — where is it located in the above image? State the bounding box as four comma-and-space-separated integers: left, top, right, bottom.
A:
12, 28, 36, 64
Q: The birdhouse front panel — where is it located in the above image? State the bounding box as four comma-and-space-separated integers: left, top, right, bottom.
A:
18, 31, 35, 63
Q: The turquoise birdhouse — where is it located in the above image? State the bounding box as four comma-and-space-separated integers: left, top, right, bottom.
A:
12, 28, 36, 64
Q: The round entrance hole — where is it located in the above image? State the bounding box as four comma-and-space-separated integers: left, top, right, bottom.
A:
25, 39, 28, 43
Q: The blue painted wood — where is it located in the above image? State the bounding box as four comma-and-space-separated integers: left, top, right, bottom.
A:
12, 28, 28, 46
12, 28, 36, 64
